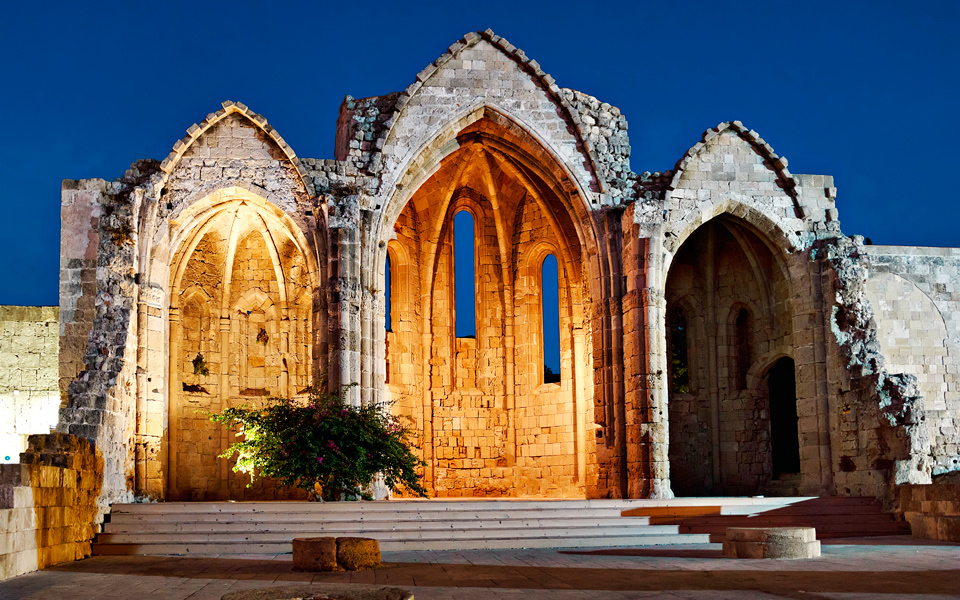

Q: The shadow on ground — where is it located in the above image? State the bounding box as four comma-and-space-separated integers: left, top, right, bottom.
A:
48, 555, 960, 597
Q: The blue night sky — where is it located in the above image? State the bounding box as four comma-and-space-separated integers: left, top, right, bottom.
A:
1, 1, 957, 307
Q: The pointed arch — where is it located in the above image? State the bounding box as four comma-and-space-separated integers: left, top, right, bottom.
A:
384, 29, 604, 197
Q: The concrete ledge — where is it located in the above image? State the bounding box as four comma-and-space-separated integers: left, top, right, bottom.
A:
722, 527, 820, 559
292, 537, 380, 572
221, 583, 412, 600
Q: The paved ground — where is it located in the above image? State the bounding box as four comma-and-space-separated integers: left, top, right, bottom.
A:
1, 536, 958, 599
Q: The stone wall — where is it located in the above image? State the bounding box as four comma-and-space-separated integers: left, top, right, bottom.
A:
897, 481, 960, 542
0, 306, 60, 464
864, 245, 960, 475
0, 433, 103, 580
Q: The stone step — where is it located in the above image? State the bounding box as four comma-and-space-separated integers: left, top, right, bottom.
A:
108, 499, 657, 514
104, 516, 645, 533
96, 523, 687, 545
93, 496, 879, 556
92, 531, 712, 555
107, 507, 632, 524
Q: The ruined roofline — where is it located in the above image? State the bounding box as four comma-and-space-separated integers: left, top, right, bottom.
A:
668, 120, 805, 217
156, 100, 316, 199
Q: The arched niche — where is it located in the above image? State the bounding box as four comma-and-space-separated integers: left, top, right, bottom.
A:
664, 214, 801, 496
163, 192, 317, 501
373, 113, 598, 498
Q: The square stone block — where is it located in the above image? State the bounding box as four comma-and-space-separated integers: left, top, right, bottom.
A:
292, 536, 337, 572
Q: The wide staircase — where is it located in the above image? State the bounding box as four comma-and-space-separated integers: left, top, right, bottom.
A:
92, 496, 908, 556
623, 496, 910, 542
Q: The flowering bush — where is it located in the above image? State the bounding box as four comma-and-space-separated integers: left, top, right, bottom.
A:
210, 387, 427, 500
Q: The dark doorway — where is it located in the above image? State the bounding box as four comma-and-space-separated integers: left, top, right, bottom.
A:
768, 358, 800, 478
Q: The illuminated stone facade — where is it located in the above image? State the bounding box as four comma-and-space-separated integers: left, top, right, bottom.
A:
50, 29, 959, 506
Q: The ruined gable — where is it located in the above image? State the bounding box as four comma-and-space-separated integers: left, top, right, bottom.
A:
160, 105, 313, 229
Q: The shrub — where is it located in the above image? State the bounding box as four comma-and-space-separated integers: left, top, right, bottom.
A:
210, 387, 427, 501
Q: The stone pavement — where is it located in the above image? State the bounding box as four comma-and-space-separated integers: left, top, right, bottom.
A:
1, 536, 958, 600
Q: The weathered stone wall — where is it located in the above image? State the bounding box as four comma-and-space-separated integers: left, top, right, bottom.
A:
816, 236, 930, 498
46, 29, 954, 512
57, 170, 144, 511
0, 307, 59, 464
59, 180, 103, 407
0, 433, 102, 581
864, 245, 960, 476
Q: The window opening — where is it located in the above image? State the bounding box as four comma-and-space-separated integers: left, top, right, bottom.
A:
385, 255, 392, 332
668, 306, 690, 394
542, 254, 561, 383
735, 309, 751, 390
454, 210, 476, 338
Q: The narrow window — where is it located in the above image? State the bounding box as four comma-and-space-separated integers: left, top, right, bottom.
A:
385, 255, 392, 332
736, 309, 751, 390
542, 254, 561, 383
668, 306, 690, 394
454, 210, 476, 338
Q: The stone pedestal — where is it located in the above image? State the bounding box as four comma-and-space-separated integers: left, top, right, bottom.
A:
722, 527, 820, 559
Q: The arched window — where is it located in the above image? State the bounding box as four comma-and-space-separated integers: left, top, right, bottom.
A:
454, 210, 476, 338
735, 309, 751, 390
385, 255, 392, 332
542, 254, 560, 383
668, 306, 690, 394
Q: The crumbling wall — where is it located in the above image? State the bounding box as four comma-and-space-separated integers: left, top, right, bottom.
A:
815, 235, 931, 498
57, 161, 157, 511
59, 180, 104, 406
864, 245, 960, 476
0, 307, 59, 464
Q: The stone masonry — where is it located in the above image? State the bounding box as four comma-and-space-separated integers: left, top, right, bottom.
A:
0, 307, 60, 464
27, 29, 960, 513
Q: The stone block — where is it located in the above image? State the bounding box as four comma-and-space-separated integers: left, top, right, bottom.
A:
291, 536, 337, 572
336, 537, 381, 571
722, 527, 820, 559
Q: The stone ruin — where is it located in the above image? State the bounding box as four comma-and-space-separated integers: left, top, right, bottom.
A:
14, 29, 960, 513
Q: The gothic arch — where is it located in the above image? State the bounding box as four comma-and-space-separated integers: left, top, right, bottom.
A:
663, 213, 803, 496
159, 186, 317, 501
376, 104, 598, 271
364, 106, 599, 497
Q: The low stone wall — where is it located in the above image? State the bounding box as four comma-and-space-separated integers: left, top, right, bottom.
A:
0, 433, 103, 580
0, 305, 60, 464
897, 482, 960, 542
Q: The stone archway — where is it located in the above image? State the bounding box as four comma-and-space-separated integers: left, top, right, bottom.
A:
166, 198, 315, 501
377, 115, 597, 498
664, 215, 797, 496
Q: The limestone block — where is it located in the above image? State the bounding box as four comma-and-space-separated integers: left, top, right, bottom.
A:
722, 527, 820, 559
292, 536, 337, 572
336, 537, 381, 571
